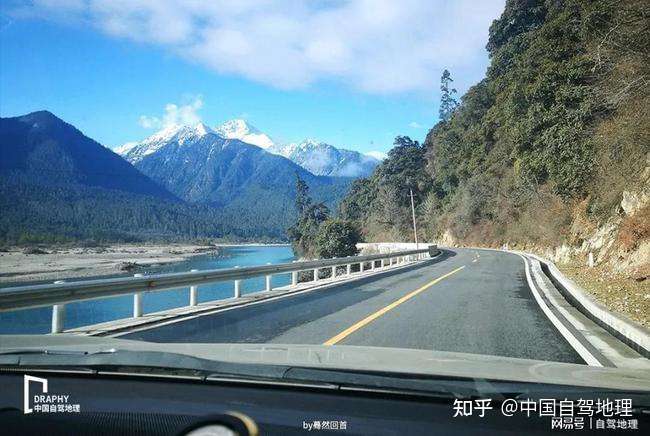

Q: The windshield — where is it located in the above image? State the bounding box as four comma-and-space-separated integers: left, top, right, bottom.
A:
1, 0, 649, 433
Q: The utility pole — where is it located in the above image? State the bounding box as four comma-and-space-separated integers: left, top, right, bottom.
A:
409, 188, 419, 249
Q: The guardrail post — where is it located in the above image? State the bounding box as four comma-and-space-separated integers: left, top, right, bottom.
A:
331, 266, 336, 279
265, 263, 272, 292
133, 274, 143, 318
189, 269, 198, 306
291, 261, 298, 286
51, 304, 65, 334
360, 262, 365, 273
51, 280, 66, 334
313, 268, 319, 282
346, 264, 351, 275
234, 266, 241, 298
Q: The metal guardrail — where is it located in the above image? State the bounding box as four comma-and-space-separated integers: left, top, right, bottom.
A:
0, 246, 436, 333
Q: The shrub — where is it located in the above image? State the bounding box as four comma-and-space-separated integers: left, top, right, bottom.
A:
314, 219, 361, 259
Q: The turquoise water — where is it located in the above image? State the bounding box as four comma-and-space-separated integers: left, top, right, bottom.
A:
0, 245, 295, 334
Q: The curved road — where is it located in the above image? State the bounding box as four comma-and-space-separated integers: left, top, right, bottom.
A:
123, 248, 583, 364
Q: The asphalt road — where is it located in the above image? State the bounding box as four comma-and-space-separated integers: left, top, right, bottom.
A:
123, 248, 583, 364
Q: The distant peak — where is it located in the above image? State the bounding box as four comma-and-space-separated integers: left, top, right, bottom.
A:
216, 119, 260, 135
118, 122, 216, 159
155, 123, 183, 138
27, 110, 57, 118
215, 119, 274, 149
300, 138, 324, 146
17, 110, 63, 124
193, 122, 214, 136
148, 122, 213, 142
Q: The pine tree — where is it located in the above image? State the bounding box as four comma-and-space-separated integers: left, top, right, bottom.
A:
294, 172, 311, 214
439, 69, 458, 121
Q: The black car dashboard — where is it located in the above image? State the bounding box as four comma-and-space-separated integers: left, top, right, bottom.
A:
1, 370, 648, 435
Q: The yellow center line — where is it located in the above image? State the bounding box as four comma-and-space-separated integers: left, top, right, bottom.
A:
322, 265, 466, 346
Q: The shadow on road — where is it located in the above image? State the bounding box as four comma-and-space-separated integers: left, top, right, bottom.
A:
123, 251, 457, 344
434, 249, 456, 262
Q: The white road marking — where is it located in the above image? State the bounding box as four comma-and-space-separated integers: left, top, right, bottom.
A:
517, 253, 603, 366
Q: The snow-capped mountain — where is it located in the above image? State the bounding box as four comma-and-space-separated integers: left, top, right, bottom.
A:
214, 119, 275, 149
117, 122, 215, 163
120, 119, 379, 179
116, 123, 350, 224
213, 119, 378, 177
271, 139, 379, 178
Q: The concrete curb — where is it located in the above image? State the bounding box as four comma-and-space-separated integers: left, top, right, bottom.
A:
443, 244, 650, 360
525, 252, 650, 359
517, 254, 607, 366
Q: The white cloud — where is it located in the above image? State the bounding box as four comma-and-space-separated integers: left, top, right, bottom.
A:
138, 95, 203, 129
13, 0, 505, 94
366, 151, 387, 161
409, 121, 423, 128
138, 115, 160, 129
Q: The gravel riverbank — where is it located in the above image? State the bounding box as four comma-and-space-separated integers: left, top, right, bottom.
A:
0, 244, 222, 285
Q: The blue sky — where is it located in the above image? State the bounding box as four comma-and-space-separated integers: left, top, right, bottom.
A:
0, 1, 504, 155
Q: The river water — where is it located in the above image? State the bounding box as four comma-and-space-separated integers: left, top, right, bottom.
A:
0, 245, 295, 334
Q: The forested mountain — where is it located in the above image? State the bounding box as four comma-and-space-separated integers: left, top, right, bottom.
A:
0, 111, 233, 243
119, 123, 352, 237
0, 111, 174, 199
339, 0, 648, 254
0, 111, 353, 243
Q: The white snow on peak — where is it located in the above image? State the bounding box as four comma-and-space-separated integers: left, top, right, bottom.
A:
117, 122, 215, 162
114, 141, 139, 155
117, 118, 379, 178
271, 138, 380, 177
215, 119, 275, 149
141, 122, 213, 144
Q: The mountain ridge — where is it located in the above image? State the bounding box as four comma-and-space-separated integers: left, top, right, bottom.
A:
270, 138, 379, 177
118, 123, 352, 236
1, 110, 175, 200
214, 119, 274, 149
122, 119, 380, 178
0, 110, 243, 242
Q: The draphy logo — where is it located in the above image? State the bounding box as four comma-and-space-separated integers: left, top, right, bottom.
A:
23, 375, 81, 414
